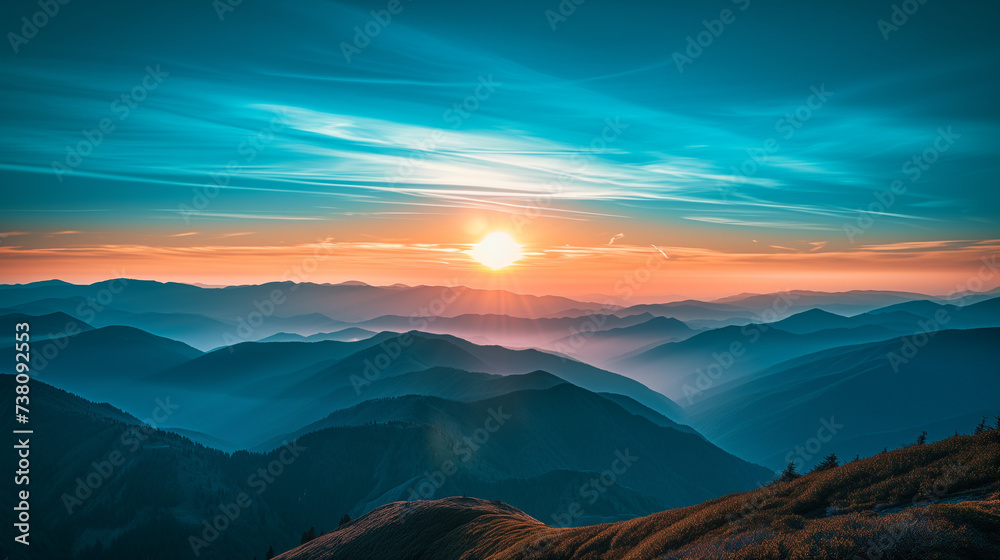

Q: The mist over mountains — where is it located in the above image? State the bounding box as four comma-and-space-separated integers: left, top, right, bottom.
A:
3, 279, 998, 559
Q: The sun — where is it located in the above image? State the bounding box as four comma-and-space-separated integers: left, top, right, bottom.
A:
468, 232, 522, 270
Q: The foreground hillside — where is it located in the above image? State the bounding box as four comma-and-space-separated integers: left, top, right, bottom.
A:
276, 429, 1000, 560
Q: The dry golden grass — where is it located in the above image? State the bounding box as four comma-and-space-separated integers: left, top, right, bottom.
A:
276, 430, 1000, 560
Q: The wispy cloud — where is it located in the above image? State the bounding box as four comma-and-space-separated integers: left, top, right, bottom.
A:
861, 240, 974, 252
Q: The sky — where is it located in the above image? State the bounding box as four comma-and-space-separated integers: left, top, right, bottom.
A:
1, 0, 998, 299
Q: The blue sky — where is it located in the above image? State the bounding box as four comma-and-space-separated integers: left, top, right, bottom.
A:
1, 0, 998, 295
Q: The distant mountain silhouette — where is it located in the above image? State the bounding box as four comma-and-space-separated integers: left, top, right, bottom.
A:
0, 311, 93, 341
9, 321, 683, 449
0, 296, 248, 350
546, 315, 697, 364
348, 312, 659, 348
0, 325, 201, 402
765, 307, 932, 335
0, 279, 610, 322
610, 323, 904, 399
686, 327, 1000, 469
614, 302, 761, 322
864, 295, 1000, 330
260, 327, 378, 343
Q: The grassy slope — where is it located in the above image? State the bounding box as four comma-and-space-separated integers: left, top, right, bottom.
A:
276, 429, 1000, 560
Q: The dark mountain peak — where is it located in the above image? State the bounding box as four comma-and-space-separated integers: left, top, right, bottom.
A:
768, 308, 850, 333
517, 369, 567, 383
866, 298, 945, 316
690, 323, 786, 340
94, 277, 158, 287
1, 374, 140, 425
622, 311, 655, 321
408, 365, 495, 377
409, 366, 565, 386
642, 315, 691, 328
0, 279, 74, 288
0, 311, 94, 334
712, 291, 762, 302
82, 325, 202, 356
789, 307, 843, 319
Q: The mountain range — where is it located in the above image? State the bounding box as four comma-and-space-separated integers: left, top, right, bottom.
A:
0, 373, 769, 559
3, 279, 998, 559
274, 429, 1000, 559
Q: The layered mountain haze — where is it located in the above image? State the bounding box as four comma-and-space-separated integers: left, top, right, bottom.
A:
349, 312, 663, 348
39, 325, 687, 449
260, 327, 379, 343
0, 311, 94, 343
685, 327, 1000, 469
548, 316, 699, 367
0, 323, 203, 400
611, 323, 896, 400
3, 280, 998, 559
709, 289, 938, 316
0, 369, 766, 557
0, 279, 607, 319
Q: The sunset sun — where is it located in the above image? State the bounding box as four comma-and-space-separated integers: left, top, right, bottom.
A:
468, 232, 522, 270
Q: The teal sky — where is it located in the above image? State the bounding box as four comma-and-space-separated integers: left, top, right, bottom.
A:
1, 0, 998, 295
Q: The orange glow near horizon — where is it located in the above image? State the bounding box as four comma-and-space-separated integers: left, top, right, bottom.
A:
467, 232, 523, 270
2, 237, 999, 301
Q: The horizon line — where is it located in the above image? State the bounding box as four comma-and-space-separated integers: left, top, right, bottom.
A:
5, 277, 999, 305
